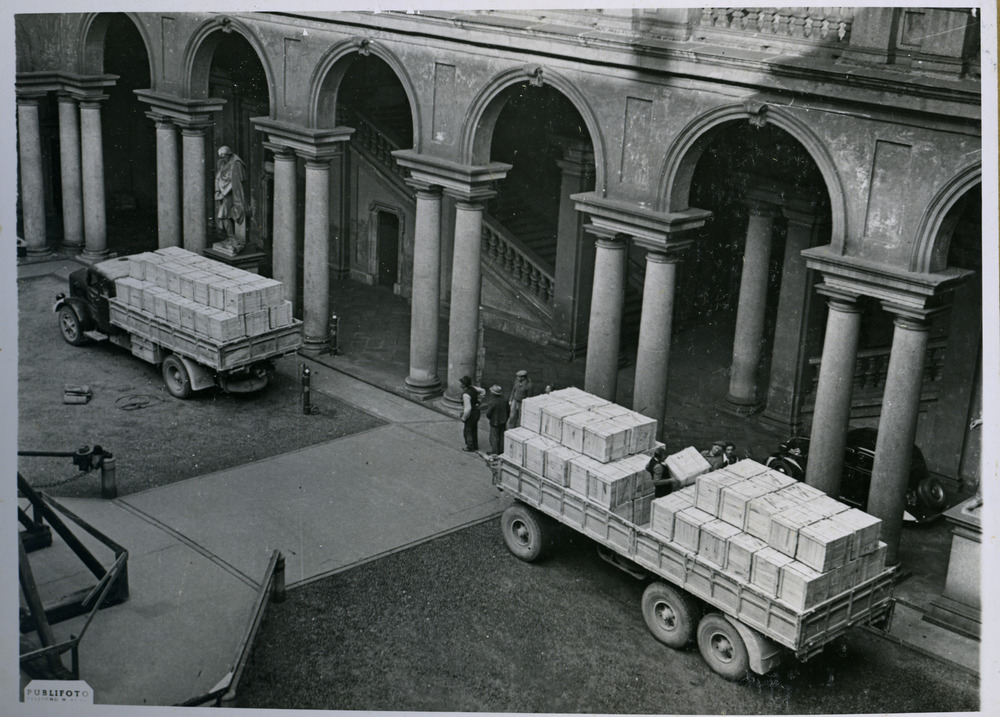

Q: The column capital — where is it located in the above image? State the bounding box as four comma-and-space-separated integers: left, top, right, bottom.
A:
881, 301, 945, 325
263, 142, 298, 161
645, 243, 690, 264
134, 89, 225, 128
745, 195, 781, 218
572, 191, 711, 252
393, 149, 511, 201
815, 281, 862, 311
254, 116, 354, 160
304, 157, 333, 170
408, 181, 444, 199
180, 125, 210, 137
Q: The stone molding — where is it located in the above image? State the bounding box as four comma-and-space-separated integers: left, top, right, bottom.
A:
572, 191, 709, 252
135, 89, 226, 129
392, 149, 511, 202
253, 116, 354, 160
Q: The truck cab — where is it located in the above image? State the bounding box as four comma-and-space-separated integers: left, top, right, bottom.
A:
56, 259, 134, 343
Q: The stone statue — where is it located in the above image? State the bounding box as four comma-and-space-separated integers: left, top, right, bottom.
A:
214, 145, 249, 253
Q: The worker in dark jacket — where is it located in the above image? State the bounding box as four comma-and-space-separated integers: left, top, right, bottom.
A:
506, 369, 533, 429
485, 384, 509, 456
646, 447, 683, 497
460, 375, 485, 452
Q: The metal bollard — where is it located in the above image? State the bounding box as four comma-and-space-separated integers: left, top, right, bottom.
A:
328, 313, 341, 355
272, 553, 286, 603
100, 455, 118, 500
301, 365, 311, 415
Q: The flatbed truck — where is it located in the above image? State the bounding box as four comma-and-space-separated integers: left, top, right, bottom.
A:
491, 456, 896, 681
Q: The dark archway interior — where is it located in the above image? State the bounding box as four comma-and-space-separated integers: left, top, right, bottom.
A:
487, 83, 592, 272
338, 56, 413, 149
103, 13, 155, 254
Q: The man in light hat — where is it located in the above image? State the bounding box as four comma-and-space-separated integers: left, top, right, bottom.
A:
701, 440, 726, 470
506, 369, 533, 429
485, 384, 509, 455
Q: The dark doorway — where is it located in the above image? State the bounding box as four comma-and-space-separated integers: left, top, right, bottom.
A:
376, 211, 400, 289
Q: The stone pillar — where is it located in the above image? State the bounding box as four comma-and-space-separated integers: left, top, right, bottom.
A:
153, 117, 182, 249
270, 147, 299, 310
17, 95, 49, 257
728, 201, 777, 405
549, 140, 596, 359
181, 126, 209, 254
868, 310, 932, 565
632, 248, 682, 433
57, 93, 84, 251
761, 205, 825, 431
80, 98, 109, 260
302, 158, 332, 352
444, 198, 487, 403
584, 232, 627, 401
406, 185, 444, 397
805, 292, 862, 496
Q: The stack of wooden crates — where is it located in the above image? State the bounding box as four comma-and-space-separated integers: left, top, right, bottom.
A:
503, 387, 887, 612
111, 247, 293, 343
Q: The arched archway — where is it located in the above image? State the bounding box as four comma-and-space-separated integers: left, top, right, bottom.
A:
910, 162, 982, 272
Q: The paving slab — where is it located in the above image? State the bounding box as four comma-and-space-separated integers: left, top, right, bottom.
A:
119, 423, 505, 588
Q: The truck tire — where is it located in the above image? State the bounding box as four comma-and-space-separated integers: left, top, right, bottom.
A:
162, 355, 193, 399
500, 503, 548, 563
697, 613, 750, 681
641, 582, 699, 648
58, 306, 87, 346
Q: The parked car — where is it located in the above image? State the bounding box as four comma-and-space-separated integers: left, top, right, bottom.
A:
765, 427, 947, 523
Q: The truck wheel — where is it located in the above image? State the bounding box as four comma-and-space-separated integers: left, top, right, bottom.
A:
162, 355, 192, 399
58, 306, 87, 346
641, 582, 699, 648
501, 503, 548, 563
697, 613, 750, 681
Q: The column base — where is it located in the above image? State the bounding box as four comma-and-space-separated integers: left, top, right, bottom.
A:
404, 375, 443, 400
81, 248, 111, 263
25, 247, 55, 260
301, 336, 331, 354
726, 392, 761, 412
60, 241, 84, 253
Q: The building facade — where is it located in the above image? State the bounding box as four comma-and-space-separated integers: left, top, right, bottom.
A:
15, 8, 983, 563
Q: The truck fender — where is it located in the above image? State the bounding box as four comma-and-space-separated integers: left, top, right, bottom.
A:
53, 296, 94, 328
175, 355, 217, 392
722, 615, 784, 676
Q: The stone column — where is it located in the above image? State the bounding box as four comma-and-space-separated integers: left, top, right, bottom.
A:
550, 140, 596, 359
444, 197, 488, 403
762, 205, 825, 432
406, 185, 444, 397
270, 147, 299, 310
584, 232, 627, 401
17, 95, 49, 257
302, 158, 331, 352
632, 248, 683, 433
728, 200, 777, 405
805, 292, 862, 496
153, 117, 182, 249
868, 310, 932, 565
80, 98, 109, 260
181, 126, 209, 254
57, 93, 84, 251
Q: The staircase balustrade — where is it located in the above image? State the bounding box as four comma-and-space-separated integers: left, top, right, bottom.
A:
482, 220, 554, 309
699, 7, 852, 43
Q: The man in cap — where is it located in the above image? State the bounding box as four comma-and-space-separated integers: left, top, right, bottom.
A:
485, 384, 509, 456
506, 369, 533, 429
701, 441, 726, 470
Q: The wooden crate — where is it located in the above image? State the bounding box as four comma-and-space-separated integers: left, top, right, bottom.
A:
751, 547, 795, 597
582, 417, 630, 463
178, 299, 198, 332
190, 271, 214, 306
633, 494, 653, 526
795, 517, 854, 572
718, 459, 769, 480
568, 454, 604, 496
744, 491, 800, 541
779, 562, 830, 611
666, 446, 711, 487
127, 252, 152, 280
698, 519, 742, 567
207, 311, 244, 342
625, 414, 658, 454
540, 400, 587, 442
524, 435, 561, 476
862, 542, 888, 582
244, 309, 271, 337
518, 395, 547, 433
725, 532, 767, 581
718, 480, 775, 529
748, 470, 797, 492
804, 494, 851, 520
673, 506, 714, 553
649, 490, 695, 541
694, 471, 740, 516
543, 444, 578, 486
617, 453, 654, 496
503, 427, 537, 466
562, 410, 603, 454
208, 280, 230, 310
589, 403, 630, 419
778, 482, 826, 504
768, 505, 821, 558
587, 462, 634, 508
830, 508, 882, 560
269, 301, 293, 329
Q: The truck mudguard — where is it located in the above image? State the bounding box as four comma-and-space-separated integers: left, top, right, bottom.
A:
176, 354, 217, 392
723, 614, 784, 676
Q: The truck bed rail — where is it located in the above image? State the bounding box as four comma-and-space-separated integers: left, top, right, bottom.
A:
493, 457, 894, 658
